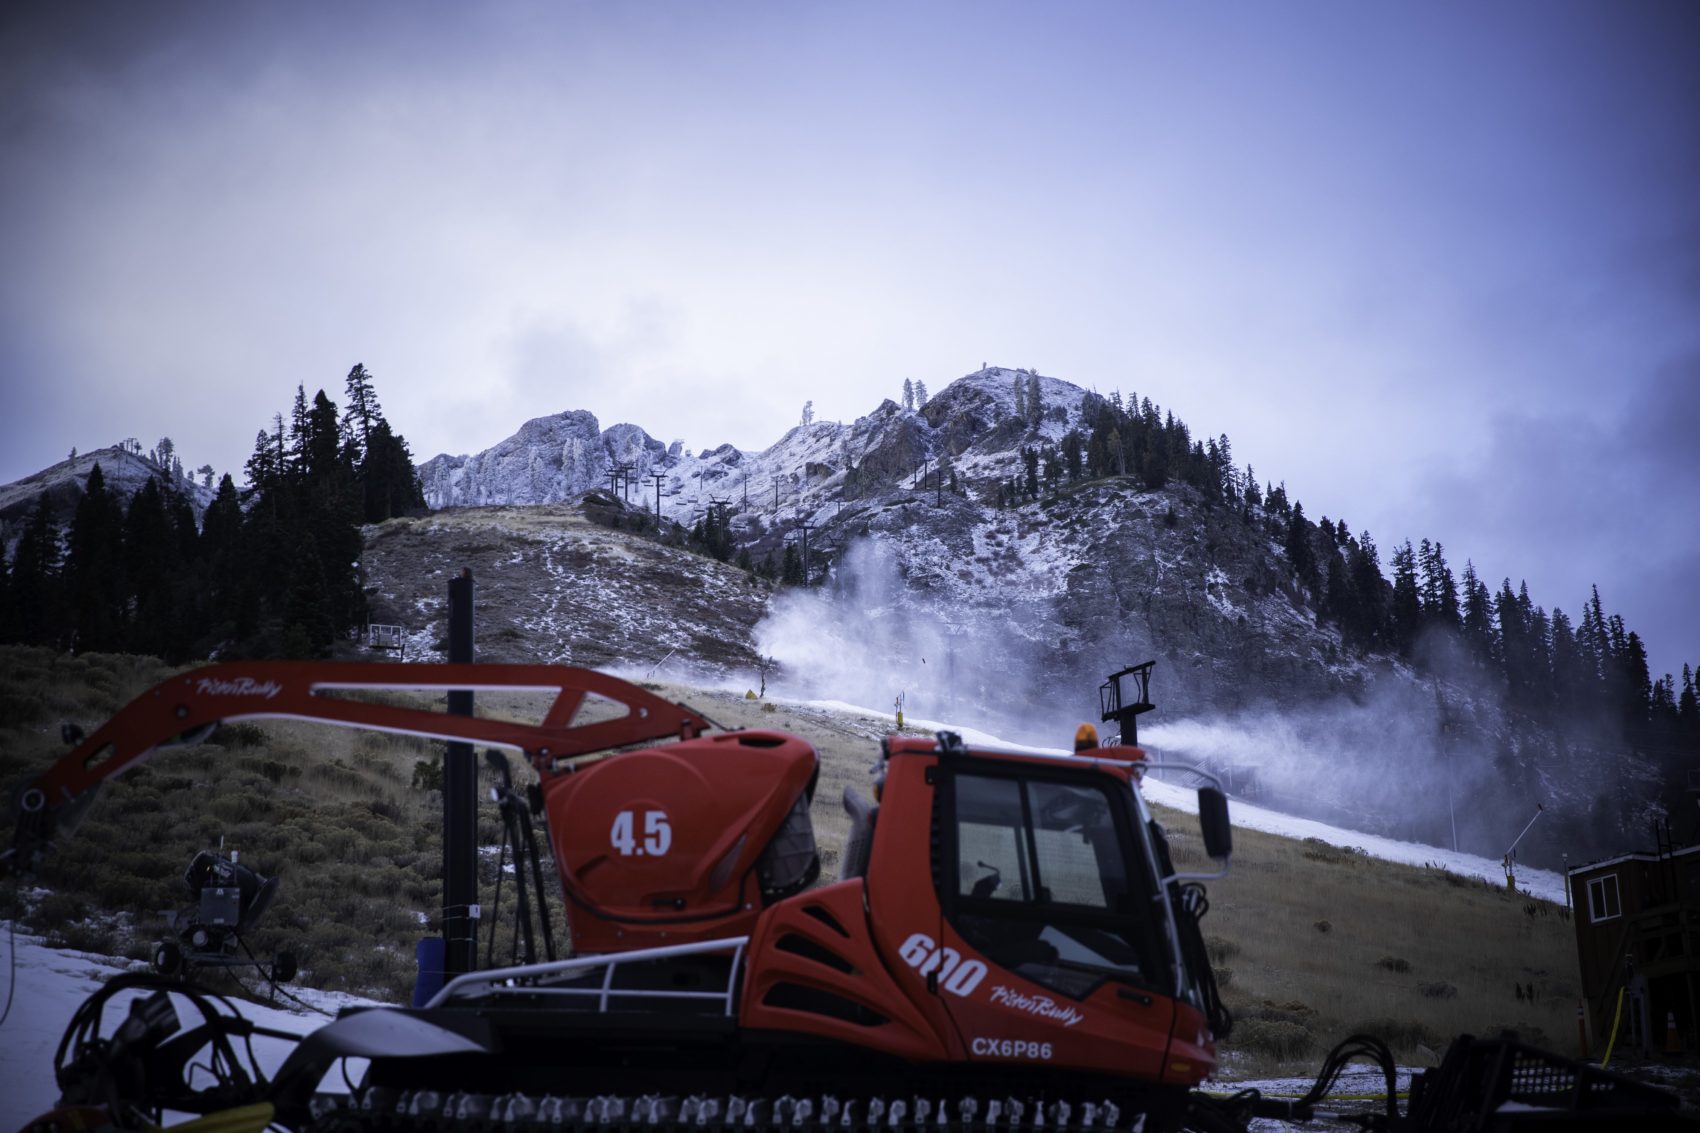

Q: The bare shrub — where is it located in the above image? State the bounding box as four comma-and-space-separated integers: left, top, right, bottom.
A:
1376, 956, 1412, 974
1206, 935, 1241, 964
208, 723, 267, 748
50, 920, 117, 955
1352, 1016, 1447, 1051
1232, 1019, 1314, 1061
36, 892, 88, 924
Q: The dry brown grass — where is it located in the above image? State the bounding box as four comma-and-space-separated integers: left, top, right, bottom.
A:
1154, 806, 1580, 1077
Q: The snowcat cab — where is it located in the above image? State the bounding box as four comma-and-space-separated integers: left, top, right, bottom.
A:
741, 729, 1233, 1091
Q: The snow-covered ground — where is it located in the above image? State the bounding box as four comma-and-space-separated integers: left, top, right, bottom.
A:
0, 927, 375, 1132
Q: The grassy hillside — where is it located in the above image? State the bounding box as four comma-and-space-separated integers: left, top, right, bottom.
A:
0, 645, 1581, 1077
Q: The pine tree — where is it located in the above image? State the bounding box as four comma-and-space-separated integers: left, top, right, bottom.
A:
360, 418, 425, 521
902, 379, 914, 411
1022, 447, 1039, 498
65, 463, 128, 652
1389, 542, 1421, 655
124, 478, 179, 654
288, 385, 310, 473
302, 390, 344, 480
1347, 531, 1387, 650
1285, 503, 1319, 593
8, 498, 63, 645
1012, 373, 1026, 421
914, 381, 928, 407
1653, 673, 1678, 714
1581, 586, 1608, 680
1496, 580, 1531, 701
282, 533, 334, 657
1460, 561, 1495, 666
342, 363, 382, 458
1418, 540, 1460, 633
1527, 604, 1553, 704
1138, 443, 1168, 491
1061, 430, 1084, 481
201, 474, 245, 635
245, 429, 279, 494
1621, 630, 1653, 726
800, 401, 814, 427
1324, 544, 1356, 633
1026, 373, 1041, 424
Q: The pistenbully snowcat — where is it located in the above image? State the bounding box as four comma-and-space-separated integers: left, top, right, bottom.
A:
7, 660, 1234, 1132
7, 661, 1691, 1132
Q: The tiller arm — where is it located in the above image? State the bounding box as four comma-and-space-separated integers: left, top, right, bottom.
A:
8, 661, 712, 873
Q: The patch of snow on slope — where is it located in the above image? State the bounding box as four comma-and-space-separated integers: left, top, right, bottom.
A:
1203, 565, 1240, 620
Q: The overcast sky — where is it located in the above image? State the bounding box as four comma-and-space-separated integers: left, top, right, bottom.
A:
3, 1, 1696, 680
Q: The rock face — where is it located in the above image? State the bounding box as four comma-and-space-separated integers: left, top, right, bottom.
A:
411, 368, 1352, 718
359, 503, 772, 676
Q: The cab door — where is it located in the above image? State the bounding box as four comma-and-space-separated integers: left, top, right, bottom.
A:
928, 759, 1182, 1082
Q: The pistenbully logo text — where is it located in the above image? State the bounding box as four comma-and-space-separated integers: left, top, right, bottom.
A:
195, 677, 283, 700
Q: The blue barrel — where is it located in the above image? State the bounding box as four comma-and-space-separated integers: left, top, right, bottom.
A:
412, 936, 446, 1007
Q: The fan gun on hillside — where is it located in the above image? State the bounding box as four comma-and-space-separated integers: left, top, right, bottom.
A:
1502, 803, 1545, 891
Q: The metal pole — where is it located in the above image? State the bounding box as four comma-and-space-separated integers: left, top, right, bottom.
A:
797, 520, 814, 586
443, 569, 477, 976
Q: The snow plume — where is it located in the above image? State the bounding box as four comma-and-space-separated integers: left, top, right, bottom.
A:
755, 539, 1055, 741
1143, 678, 1539, 863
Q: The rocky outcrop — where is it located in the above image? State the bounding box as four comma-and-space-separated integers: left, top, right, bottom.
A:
418, 412, 671, 509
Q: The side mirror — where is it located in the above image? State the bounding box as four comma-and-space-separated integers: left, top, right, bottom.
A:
1197, 787, 1232, 861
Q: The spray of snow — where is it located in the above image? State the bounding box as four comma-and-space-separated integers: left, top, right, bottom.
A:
1140, 675, 1551, 863
755, 539, 1059, 742
759, 536, 1557, 867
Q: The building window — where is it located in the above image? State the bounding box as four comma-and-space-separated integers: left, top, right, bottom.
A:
1587, 874, 1622, 923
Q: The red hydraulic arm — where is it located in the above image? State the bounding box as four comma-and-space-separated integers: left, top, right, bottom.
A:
8, 661, 713, 871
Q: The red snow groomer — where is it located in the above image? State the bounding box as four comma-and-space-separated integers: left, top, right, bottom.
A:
11, 661, 1688, 1132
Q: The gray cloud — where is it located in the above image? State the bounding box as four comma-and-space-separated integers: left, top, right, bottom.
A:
2, 0, 1695, 678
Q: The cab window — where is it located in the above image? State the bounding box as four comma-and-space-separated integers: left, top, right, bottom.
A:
947, 769, 1160, 1000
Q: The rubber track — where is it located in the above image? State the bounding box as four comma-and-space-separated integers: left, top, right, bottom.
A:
309, 1088, 1145, 1132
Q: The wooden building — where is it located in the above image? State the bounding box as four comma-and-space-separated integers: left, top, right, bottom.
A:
1567, 837, 1700, 1054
